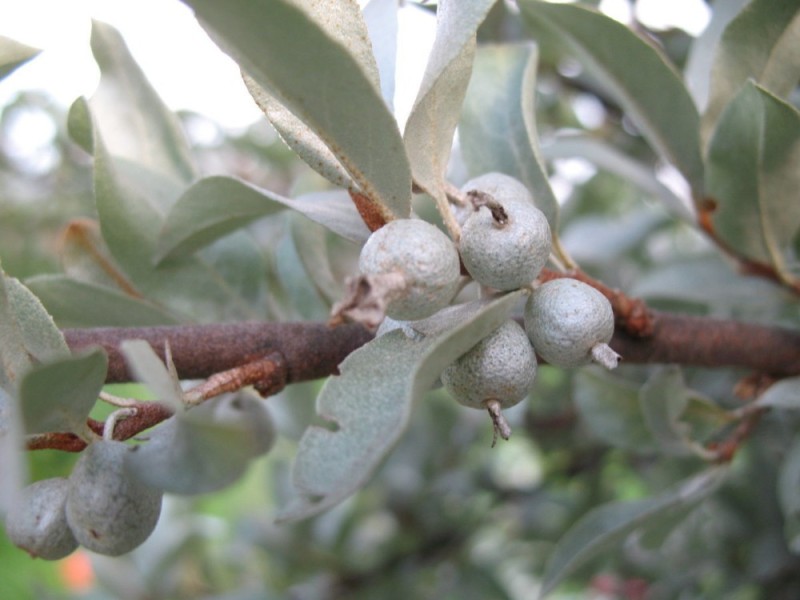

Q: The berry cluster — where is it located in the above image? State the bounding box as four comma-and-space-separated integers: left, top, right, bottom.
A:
5, 440, 162, 559
354, 172, 620, 442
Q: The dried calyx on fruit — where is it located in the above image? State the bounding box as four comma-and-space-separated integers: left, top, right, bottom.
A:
4, 477, 78, 560
66, 439, 163, 556
442, 320, 537, 445
331, 218, 460, 329
524, 278, 620, 370
458, 172, 551, 291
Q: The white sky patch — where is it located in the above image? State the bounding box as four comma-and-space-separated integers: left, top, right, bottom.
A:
0, 0, 712, 140
394, 3, 437, 131
0, 0, 261, 130
636, 0, 711, 36
599, 0, 634, 25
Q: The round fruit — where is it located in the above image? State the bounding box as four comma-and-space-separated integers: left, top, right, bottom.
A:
458, 180, 551, 291
442, 320, 537, 410
524, 278, 620, 369
457, 172, 538, 224
359, 218, 460, 320
4, 477, 78, 560
66, 440, 163, 556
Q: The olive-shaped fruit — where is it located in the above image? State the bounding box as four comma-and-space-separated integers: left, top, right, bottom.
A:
66, 440, 162, 556
458, 178, 551, 291
4, 477, 78, 560
524, 278, 620, 369
359, 218, 460, 320
442, 320, 537, 409
442, 320, 537, 444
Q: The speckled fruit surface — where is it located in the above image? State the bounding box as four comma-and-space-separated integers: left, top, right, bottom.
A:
359, 218, 460, 320
66, 440, 163, 556
5, 477, 78, 560
525, 278, 614, 367
442, 320, 537, 409
459, 196, 551, 291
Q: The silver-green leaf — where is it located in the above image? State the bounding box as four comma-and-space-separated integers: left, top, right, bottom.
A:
19, 349, 107, 435
120, 340, 183, 411
756, 377, 800, 411
705, 82, 800, 283
87, 20, 196, 184
539, 466, 729, 598
0, 266, 69, 394
242, 75, 353, 190
183, 0, 411, 221
156, 176, 370, 264
702, 0, 800, 146
519, 0, 704, 197
403, 0, 495, 219
279, 290, 526, 522
125, 392, 275, 495
461, 43, 559, 228
25, 275, 180, 328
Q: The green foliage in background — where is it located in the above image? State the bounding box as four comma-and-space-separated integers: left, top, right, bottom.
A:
1, 1, 800, 599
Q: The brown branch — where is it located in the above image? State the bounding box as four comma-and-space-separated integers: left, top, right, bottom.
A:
61, 312, 800, 382
608, 312, 800, 376
36, 311, 798, 453
63, 321, 374, 384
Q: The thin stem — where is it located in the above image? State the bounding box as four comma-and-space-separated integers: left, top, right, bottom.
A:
103, 407, 138, 440
99, 391, 139, 408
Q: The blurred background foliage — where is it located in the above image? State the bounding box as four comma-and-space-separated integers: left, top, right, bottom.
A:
1, 1, 799, 599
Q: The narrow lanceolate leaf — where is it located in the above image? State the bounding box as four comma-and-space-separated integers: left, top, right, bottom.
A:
243, 75, 353, 189
19, 349, 107, 435
543, 134, 693, 223
460, 43, 559, 228
120, 340, 183, 410
156, 176, 370, 263
706, 82, 800, 284
519, 1, 704, 197
240, 0, 383, 190
756, 377, 800, 411
278, 290, 526, 522
702, 0, 800, 146
403, 0, 495, 228
183, 0, 411, 220
0, 36, 40, 81
88, 21, 196, 184
25, 275, 180, 328
683, 0, 749, 112
539, 467, 729, 599
86, 98, 264, 322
